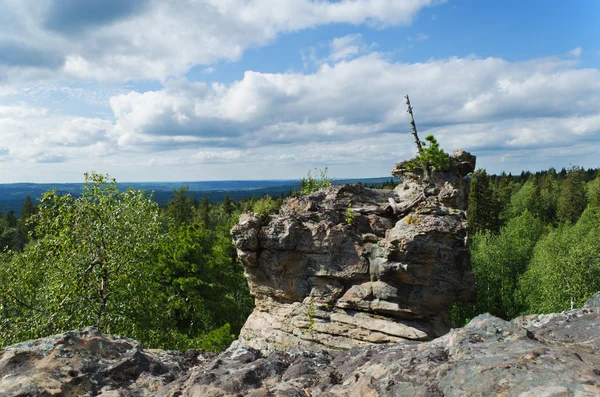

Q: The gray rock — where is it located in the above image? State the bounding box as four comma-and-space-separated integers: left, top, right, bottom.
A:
6, 306, 600, 396
584, 292, 600, 308
231, 153, 476, 354
0, 327, 204, 397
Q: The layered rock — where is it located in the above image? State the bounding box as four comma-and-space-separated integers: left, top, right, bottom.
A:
5, 301, 600, 396
231, 151, 477, 354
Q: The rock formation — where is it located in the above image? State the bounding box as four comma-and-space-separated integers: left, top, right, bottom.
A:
231, 150, 477, 354
4, 298, 600, 396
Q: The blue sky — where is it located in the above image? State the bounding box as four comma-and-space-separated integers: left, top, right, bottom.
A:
0, 0, 598, 182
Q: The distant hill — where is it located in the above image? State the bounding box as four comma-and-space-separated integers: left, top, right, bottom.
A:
0, 177, 396, 217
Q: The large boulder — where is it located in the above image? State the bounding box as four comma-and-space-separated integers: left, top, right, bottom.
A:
231, 151, 477, 354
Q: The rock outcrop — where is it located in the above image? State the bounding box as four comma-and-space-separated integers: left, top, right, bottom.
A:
231, 150, 477, 354
4, 301, 600, 396
0, 327, 204, 396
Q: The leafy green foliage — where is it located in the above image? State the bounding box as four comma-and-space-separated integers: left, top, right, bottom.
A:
521, 207, 600, 313
0, 172, 254, 351
404, 135, 450, 173
586, 172, 600, 209
252, 195, 281, 216
345, 202, 354, 225
474, 211, 544, 318
0, 173, 167, 346
157, 221, 252, 348
453, 165, 600, 326
300, 167, 332, 195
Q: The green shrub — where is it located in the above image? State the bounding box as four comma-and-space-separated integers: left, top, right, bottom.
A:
300, 167, 332, 195
252, 196, 280, 216
404, 135, 450, 173
345, 202, 355, 225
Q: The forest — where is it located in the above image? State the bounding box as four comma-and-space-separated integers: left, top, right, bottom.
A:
0, 166, 599, 350
452, 165, 600, 325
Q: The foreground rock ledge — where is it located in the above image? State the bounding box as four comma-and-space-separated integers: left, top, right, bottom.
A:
3, 302, 600, 396
231, 150, 477, 354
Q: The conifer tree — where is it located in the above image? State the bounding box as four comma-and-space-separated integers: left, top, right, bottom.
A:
167, 186, 194, 227
557, 166, 587, 223
467, 169, 499, 234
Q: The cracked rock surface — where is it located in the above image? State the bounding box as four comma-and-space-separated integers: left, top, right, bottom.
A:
231, 151, 477, 354
0, 327, 204, 397
4, 303, 600, 396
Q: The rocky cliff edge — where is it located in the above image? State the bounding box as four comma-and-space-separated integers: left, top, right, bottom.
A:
3, 298, 600, 396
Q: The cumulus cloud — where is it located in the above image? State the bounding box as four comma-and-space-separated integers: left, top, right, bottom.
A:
0, 0, 440, 83
0, 102, 115, 169
43, 117, 113, 147
108, 53, 600, 166
43, 0, 146, 34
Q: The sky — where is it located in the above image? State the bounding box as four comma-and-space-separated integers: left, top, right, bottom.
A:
0, 0, 599, 183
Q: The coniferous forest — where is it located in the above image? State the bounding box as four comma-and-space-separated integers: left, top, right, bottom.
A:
1, 166, 599, 349
452, 166, 600, 325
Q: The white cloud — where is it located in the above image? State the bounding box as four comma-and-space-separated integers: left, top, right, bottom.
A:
568, 47, 582, 57
329, 34, 367, 62
109, 53, 600, 147
0, 104, 48, 117
0, 102, 116, 168
101, 51, 600, 175
1, 47, 600, 181
192, 150, 242, 163
0, 0, 441, 83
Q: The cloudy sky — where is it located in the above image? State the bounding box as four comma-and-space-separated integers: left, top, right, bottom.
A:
0, 0, 598, 182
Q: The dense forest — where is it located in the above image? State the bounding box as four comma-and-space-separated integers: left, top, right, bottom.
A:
0, 166, 599, 350
0, 173, 258, 351
452, 166, 600, 325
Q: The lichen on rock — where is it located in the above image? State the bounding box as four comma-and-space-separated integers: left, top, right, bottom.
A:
231, 150, 478, 354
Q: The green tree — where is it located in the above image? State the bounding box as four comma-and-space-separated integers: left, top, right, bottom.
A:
0, 173, 169, 347
538, 171, 559, 224
19, 195, 39, 237
156, 222, 253, 350
467, 169, 499, 234
587, 173, 600, 209
196, 195, 211, 227
521, 207, 600, 313
468, 210, 544, 320
223, 193, 234, 215
0, 218, 15, 252
404, 134, 450, 175
557, 166, 587, 223
166, 186, 195, 227
506, 180, 542, 220
5, 210, 17, 228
